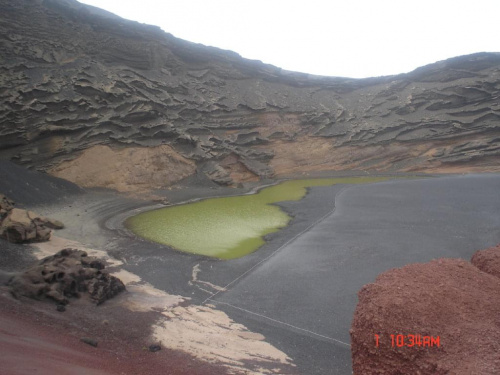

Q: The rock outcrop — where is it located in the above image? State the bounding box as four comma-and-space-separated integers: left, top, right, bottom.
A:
0, 194, 63, 243
8, 248, 125, 305
0, 0, 499, 191
350, 246, 500, 374
0, 207, 52, 243
49, 144, 197, 193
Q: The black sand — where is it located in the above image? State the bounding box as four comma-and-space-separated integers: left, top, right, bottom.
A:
2, 172, 500, 374
0, 161, 83, 207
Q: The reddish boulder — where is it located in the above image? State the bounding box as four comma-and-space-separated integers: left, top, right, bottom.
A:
350, 258, 500, 374
471, 244, 500, 279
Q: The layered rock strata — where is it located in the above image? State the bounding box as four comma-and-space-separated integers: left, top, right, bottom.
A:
1, 0, 499, 191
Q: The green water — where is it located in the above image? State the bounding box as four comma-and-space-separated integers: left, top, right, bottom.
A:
126, 177, 389, 259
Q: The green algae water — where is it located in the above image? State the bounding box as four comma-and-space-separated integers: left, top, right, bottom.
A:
126, 177, 388, 259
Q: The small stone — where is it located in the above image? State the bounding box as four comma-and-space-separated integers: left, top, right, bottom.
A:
43, 218, 65, 229
80, 337, 98, 347
149, 344, 161, 352
56, 304, 66, 312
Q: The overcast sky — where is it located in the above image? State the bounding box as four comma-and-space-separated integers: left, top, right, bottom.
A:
78, 0, 499, 78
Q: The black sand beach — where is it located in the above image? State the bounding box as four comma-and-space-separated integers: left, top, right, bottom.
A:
4, 170, 499, 374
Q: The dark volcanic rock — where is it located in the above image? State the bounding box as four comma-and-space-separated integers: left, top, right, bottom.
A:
86, 269, 126, 305
149, 344, 162, 353
80, 337, 99, 347
8, 248, 126, 305
0, 0, 499, 190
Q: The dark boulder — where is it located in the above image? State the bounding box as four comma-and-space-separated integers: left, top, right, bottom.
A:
8, 248, 126, 305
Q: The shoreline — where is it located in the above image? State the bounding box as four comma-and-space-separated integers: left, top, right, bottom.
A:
2, 172, 498, 374
104, 178, 284, 238
27, 235, 297, 375
108, 171, 434, 245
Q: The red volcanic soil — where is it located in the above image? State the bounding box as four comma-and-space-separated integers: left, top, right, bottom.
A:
471, 244, 500, 278
0, 288, 230, 375
350, 249, 500, 375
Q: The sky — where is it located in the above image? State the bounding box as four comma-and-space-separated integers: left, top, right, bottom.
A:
77, 0, 499, 78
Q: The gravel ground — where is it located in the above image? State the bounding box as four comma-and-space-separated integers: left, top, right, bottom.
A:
0, 288, 232, 375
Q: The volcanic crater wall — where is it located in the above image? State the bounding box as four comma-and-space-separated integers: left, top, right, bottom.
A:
1, 0, 500, 190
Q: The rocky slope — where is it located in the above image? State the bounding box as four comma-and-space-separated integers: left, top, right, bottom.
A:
1, 0, 499, 190
350, 246, 500, 374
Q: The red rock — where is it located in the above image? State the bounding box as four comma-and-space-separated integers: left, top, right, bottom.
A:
350, 258, 500, 374
471, 244, 500, 279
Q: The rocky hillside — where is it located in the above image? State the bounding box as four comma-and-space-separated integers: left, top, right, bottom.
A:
1, 0, 499, 191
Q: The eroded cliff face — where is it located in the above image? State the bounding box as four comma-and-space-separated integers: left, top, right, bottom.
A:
1, 0, 499, 190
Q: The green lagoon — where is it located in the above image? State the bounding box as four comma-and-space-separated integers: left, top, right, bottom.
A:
126, 177, 389, 259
